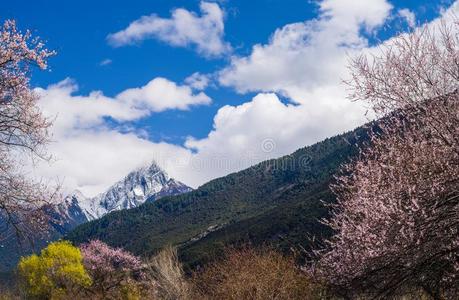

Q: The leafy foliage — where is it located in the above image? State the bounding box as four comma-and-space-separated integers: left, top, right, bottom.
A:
17, 241, 91, 299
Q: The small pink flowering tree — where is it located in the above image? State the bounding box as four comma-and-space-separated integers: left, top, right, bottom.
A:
315, 21, 459, 299
0, 20, 55, 242
80, 240, 148, 298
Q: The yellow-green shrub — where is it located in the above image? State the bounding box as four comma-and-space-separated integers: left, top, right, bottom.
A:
18, 240, 91, 299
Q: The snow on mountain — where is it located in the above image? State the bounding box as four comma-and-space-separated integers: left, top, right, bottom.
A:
54, 161, 192, 227
50, 191, 90, 233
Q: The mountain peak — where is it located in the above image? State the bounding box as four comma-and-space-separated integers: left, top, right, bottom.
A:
135, 160, 163, 174
54, 160, 192, 225
128, 161, 170, 183
69, 189, 86, 200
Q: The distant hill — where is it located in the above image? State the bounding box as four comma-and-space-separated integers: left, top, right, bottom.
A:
67, 125, 370, 268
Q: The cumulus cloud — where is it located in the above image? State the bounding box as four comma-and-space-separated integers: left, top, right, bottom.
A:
184, 72, 211, 90
37, 78, 211, 135
107, 1, 230, 57
219, 0, 392, 101
182, 91, 367, 187
36, 80, 143, 137
116, 77, 211, 112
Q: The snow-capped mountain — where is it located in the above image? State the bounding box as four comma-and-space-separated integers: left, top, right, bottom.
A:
0, 162, 192, 271
52, 162, 192, 231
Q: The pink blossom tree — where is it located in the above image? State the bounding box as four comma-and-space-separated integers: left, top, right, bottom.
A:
80, 240, 149, 298
315, 21, 459, 299
0, 20, 55, 242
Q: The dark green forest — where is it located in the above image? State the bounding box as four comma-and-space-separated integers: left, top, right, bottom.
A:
67, 125, 370, 268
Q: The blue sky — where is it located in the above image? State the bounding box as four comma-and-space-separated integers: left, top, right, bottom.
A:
1, 0, 456, 195
5, 0, 322, 143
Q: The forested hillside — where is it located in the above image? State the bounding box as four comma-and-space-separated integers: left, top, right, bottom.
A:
68, 125, 370, 267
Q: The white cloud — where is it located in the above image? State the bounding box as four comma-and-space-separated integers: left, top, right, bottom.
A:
107, 1, 230, 57
37, 78, 211, 136
116, 77, 211, 112
320, 0, 393, 32
219, 0, 392, 101
429, 1, 459, 27
36, 79, 145, 137
184, 72, 211, 90
32, 78, 211, 196
398, 8, 416, 28
182, 91, 368, 187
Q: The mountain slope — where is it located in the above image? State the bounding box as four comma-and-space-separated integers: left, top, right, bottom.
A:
67, 126, 370, 267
